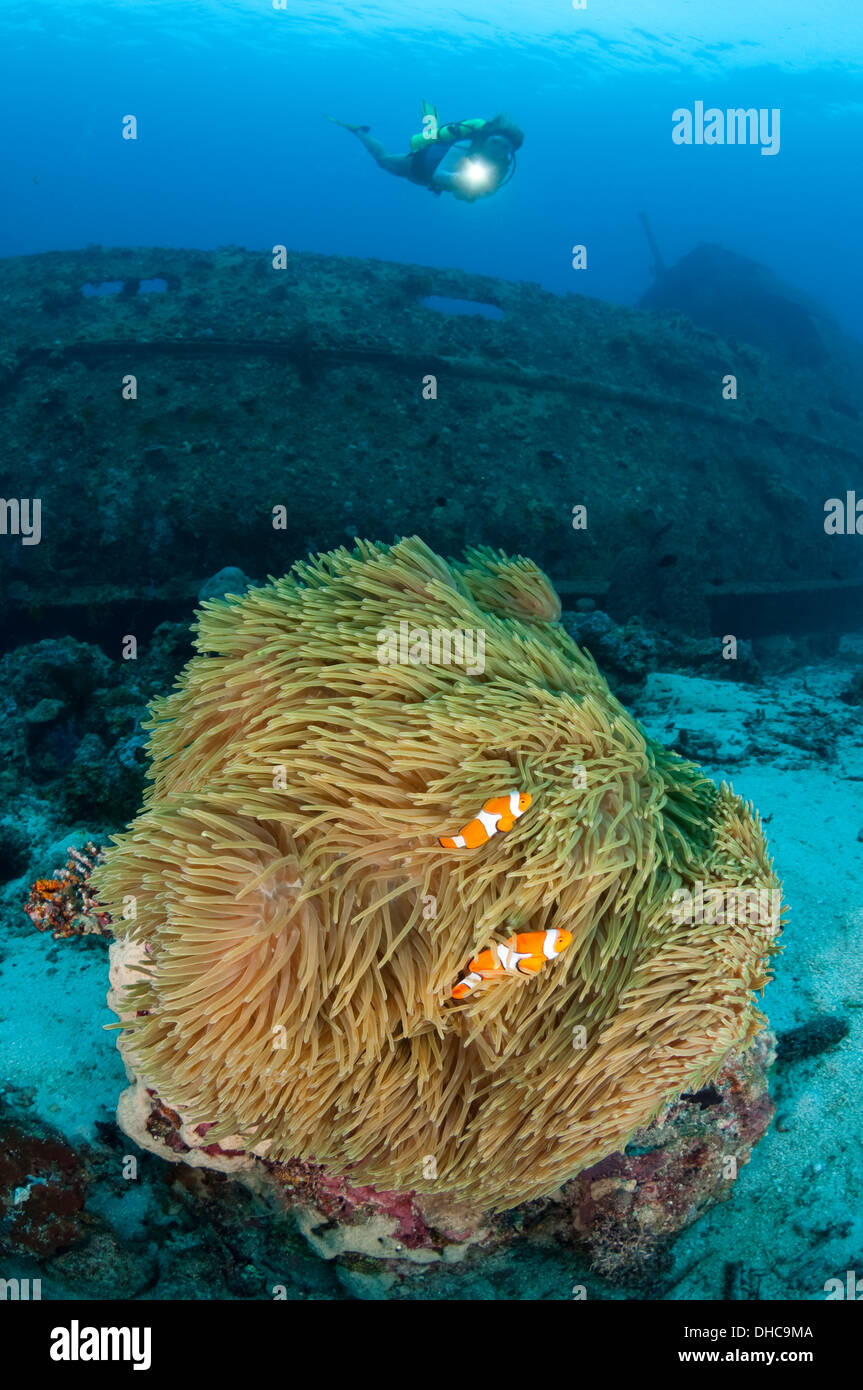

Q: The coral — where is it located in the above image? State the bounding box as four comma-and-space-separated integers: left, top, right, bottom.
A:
108, 1029, 776, 1289
24, 842, 112, 939
0, 627, 194, 850
61, 731, 145, 824
95, 538, 781, 1210
268, 1159, 490, 1262
0, 1111, 88, 1257
562, 1029, 776, 1281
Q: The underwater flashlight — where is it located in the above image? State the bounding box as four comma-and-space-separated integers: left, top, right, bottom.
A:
462, 159, 491, 187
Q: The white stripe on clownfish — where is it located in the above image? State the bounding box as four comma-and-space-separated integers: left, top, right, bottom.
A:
542, 929, 559, 960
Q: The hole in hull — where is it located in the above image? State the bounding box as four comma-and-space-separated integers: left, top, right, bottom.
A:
81, 281, 124, 297
418, 295, 505, 321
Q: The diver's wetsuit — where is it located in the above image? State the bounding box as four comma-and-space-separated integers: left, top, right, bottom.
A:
406, 140, 452, 189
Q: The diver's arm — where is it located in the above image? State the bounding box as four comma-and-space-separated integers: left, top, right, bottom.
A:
429, 168, 481, 201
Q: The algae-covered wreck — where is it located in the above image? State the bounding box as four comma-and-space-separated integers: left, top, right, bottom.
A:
1, 244, 861, 647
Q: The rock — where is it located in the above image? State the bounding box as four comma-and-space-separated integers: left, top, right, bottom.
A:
840, 671, 863, 705
660, 634, 763, 684
0, 1110, 88, 1257
775, 1016, 850, 1064
108, 1003, 777, 1292
562, 609, 654, 700
197, 567, 253, 604
672, 726, 722, 763
1, 639, 112, 710
0, 822, 30, 882
25, 697, 66, 726
753, 635, 801, 675
48, 1227, 157, 1299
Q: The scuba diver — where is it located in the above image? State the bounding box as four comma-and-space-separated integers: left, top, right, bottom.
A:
326, 101, 523, 202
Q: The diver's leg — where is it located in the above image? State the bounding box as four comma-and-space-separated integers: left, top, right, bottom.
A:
377, 153, 413, 178
350, 128, 412, 178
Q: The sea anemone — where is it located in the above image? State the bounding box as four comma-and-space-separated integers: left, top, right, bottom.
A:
95, 537, 781, 1209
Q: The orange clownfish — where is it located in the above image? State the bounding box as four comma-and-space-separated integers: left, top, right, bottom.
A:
451, 928, 573, 1000
439, 790, 532, 850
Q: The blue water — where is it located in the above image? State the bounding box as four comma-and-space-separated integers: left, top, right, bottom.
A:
2, 0, 862, 335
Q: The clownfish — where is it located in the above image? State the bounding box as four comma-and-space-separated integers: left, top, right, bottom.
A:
439, 790, 532, 850
451, 928, 573, 1000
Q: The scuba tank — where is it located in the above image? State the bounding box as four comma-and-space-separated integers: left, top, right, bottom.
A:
409, 104, 518, 190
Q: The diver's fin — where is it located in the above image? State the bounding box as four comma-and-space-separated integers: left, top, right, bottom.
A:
324, 115, 370, 133
420, 99, 439, 123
